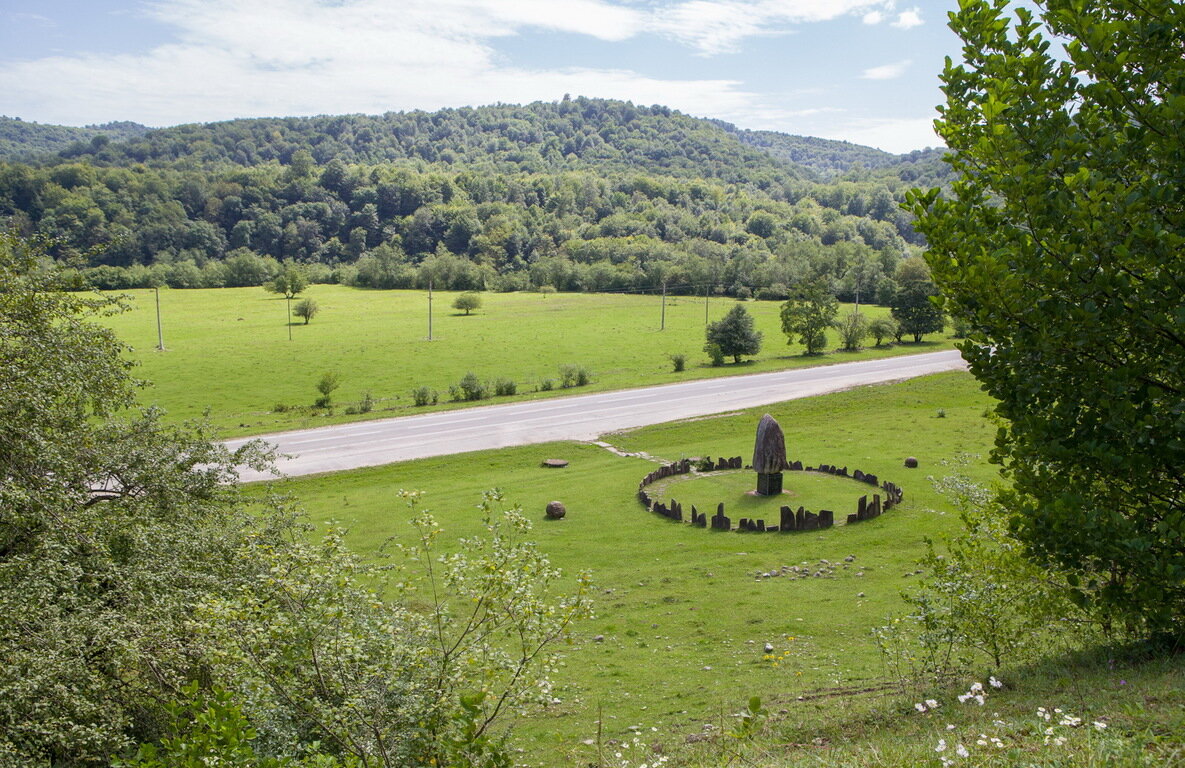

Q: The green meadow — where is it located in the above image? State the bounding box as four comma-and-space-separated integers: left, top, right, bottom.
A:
255, 371, 1002, 762
101, 286, 952, 437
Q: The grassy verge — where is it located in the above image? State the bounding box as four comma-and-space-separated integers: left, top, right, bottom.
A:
251, 371, 1003, 763
101, 286, 954, 437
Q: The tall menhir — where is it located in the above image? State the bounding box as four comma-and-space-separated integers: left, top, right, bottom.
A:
753, 413, 787, 496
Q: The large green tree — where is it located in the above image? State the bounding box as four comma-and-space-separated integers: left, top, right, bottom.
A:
909, 0, 1185, 633
779, 279, 837, 355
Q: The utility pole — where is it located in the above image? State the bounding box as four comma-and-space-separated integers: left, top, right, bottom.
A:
427, 277, 434, 341
704, 283, 709, 325
154, 286, 165, 350
660, 280, 667, 331
286, 295, 293, 341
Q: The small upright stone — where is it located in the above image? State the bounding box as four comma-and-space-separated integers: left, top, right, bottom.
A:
545, 500, 567, 520
905, 456, 919, 468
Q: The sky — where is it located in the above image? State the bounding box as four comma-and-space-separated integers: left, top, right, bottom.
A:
0, 0, 966, 154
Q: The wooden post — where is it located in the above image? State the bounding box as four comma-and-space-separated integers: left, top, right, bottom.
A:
154, 286, 165, 350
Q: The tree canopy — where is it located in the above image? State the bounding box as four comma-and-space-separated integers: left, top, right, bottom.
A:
780, 279, 838, 355
909, 0, 1185, 633
706, 303, 762, 364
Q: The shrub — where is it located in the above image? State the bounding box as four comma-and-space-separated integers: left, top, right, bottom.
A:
315, 371, 341, 408
494, 378, 517, 396
539, 379, 555, 391
705, 342, 725, 367
669, 353, 687, 372
559, 364, 591, 388
875, 474, 1079, 677
869, 316, 899, 346
293, 298, 319, 325
838, 310, 870, 351
455, 372, 488, 401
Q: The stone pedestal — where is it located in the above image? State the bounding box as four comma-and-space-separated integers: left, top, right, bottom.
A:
756, 471, 783, 496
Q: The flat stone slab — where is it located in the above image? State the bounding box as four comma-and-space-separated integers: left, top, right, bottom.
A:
542, 459, 569, 468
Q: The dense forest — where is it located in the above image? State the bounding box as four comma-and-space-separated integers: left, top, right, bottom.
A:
0, 116, 150, 160
0, 98, 951, 299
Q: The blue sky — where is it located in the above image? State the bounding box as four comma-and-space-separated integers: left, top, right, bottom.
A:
0, 0, 966, 153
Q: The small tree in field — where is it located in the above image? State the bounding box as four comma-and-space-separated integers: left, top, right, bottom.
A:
453, 292, 481, 315
780, 280, 838, 355
315, 371, 341, 408
265, 263, 308, 299
705, 304, 762, 364
293, 298, 319, 324
838, 310, 869, 351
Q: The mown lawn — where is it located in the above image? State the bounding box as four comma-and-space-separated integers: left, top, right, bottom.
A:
253, 371, 1005, 763
101, 285, 953, 437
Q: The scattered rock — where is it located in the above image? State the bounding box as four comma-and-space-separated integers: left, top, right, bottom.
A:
905, 456, 919, 468
545, 500, 567, 520
857, 592, 865, 598
593, 634, 605, 643
764, 643, 774, 653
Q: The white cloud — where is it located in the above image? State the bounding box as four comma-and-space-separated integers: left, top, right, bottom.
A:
891, 7, 923, 29
10, 12, 57, 27
0, 0, 944, 154
861, 59, 911, 80
819, 116, 940, 154
0, 0, 813, 130
862, 10, 884, 24
650, 0, 895, 55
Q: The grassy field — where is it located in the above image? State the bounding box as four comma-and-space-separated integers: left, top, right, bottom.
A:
101, 286, 953, 437
254, 371, 1004, 762
247, 369, 1183, 766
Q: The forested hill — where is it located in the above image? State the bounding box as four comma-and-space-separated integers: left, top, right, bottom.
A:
731, 128, 948, 184
0, 117, 150, 160
18, 99, 809, 186
0, 98, 947, 300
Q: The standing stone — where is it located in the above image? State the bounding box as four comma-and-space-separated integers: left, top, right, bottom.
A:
803, 511, 819, 531
819, 510, 834, 528
796, 507, 805, 530
753, 414, 788, 496
780, 505, 796, 532
847, 513, 859, 524
790, 460, 803, 471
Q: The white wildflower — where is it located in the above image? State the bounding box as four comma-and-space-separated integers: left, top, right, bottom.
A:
926, 699, 940, 709
935, 738, 947, 752
916, 702, 928, 713
1093, 721, 1108, 731
989, 676, 1003, 688
956, 743, 970, 758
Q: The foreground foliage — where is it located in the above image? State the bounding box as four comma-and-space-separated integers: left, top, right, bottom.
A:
0, 234, 589, 766
910, 0, 1185, 635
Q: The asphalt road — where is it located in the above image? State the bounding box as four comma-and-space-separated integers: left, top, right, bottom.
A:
226, 349, 966, 481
